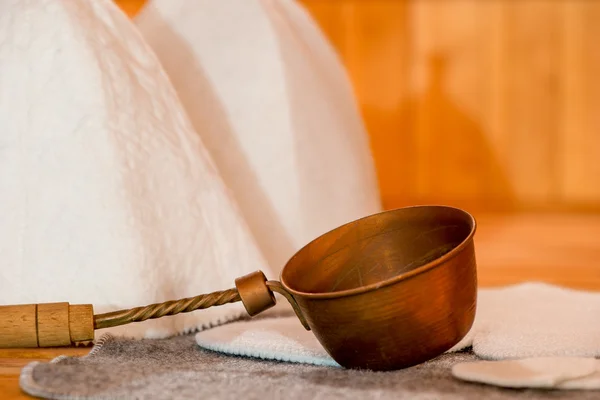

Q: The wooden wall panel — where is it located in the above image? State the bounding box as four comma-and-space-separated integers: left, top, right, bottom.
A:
347, 2, 412, 210
560, 2, 600, 204
408, 1, 514, 210
502, 1, 563, 203
303, 0, 600, 212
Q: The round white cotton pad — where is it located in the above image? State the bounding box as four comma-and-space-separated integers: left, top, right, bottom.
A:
557, 370, 600, 390
452, 357, 598, 389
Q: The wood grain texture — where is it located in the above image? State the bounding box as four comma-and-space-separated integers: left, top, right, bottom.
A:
474, 213, 600, 290
559, 2, 600, 204
69, 305, 95, 343
36, 303, 71, 348
302, 0, 600, 212
0, 306, 38, 348
0, 348, 90, 400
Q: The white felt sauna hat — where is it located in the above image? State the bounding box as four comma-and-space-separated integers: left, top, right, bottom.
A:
134, 0, 382, 271
0, 0, 381, 339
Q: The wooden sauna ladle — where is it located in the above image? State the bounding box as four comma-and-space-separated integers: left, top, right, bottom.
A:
0, 271, 304, 348
0, 205, 477, 371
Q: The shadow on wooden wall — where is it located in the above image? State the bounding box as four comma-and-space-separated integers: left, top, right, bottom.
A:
303, 0, 600, 214
397, 53, 516, 212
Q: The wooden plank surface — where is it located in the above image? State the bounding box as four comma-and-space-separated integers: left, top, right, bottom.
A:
0, 348, 90, 400
302, 0, 600, 212
474, 213, 600, 290
3, 212, 600, 399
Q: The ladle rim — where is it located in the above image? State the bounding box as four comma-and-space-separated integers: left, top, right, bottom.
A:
280, 205, 477, 300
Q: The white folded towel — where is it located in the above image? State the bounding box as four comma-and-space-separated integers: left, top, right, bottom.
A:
196, 282, 600, 366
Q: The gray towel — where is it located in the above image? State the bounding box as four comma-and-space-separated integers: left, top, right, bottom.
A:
20, 333, 596, 400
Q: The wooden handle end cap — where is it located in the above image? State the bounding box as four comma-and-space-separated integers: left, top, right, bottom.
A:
0, 303, 95, 348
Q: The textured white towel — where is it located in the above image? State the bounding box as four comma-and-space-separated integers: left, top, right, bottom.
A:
451, 282, 600, 359
0, 0, 380, 340
0, 0, 266, 339
196, 283, 600, 365
134, 0, 382, 271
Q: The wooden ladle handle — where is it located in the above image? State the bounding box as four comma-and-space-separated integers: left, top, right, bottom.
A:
0, 271, 308, 348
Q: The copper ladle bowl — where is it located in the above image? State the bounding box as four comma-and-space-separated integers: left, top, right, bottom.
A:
274, 205, 478, 371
